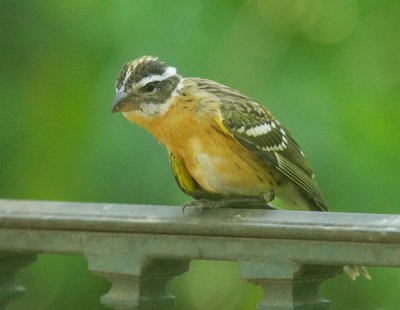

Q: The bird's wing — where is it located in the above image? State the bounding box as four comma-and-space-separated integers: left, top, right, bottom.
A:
195, 79, 328, 211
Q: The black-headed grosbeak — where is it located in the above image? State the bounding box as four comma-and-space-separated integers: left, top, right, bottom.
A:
112, 56, 328, 212
111, 56, 370, 280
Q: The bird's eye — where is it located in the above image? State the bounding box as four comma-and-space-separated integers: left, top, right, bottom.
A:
141, 82, 157, 93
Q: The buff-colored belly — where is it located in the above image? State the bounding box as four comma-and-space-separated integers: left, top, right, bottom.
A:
182, 136, 274, 197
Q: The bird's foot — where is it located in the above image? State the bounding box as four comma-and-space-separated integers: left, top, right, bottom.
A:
182, 199, 223, 213
183, 196, 274, 213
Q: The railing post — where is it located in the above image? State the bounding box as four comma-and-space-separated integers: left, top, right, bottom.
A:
239, 259, 343, 310
0, 253, 37, 309
86, 254, 190, 310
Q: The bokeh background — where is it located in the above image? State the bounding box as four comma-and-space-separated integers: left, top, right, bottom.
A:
1, 0, 399, 309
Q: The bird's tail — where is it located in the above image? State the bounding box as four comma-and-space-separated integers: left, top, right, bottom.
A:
343, 265, 371, 280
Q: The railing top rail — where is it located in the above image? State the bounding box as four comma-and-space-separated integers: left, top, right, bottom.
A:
0, 199, 399, 243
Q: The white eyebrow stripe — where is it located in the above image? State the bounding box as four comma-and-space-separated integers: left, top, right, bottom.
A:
137, 66, 177, 88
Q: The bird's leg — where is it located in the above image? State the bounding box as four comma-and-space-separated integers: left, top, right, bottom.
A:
183, 190, 275, 212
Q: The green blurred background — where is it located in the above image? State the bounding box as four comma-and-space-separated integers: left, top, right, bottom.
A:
1, 0, 399, 309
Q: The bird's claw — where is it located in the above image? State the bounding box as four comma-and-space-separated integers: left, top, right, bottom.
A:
182, 197, 273, 213
182, 199, 209, 213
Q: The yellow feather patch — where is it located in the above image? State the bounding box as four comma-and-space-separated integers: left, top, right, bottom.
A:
214, 115, 235, 138
169, 152, 196, 195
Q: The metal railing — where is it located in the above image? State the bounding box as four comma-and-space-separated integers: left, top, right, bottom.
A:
1, 199, 400, 309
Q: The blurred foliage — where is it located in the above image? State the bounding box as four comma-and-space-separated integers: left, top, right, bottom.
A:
1, 0, 399, 309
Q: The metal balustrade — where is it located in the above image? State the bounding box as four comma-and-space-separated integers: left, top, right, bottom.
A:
1, 199, 400, 309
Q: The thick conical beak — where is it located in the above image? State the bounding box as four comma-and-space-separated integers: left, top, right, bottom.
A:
112, 89, 140, 113
112, 89, 128, 113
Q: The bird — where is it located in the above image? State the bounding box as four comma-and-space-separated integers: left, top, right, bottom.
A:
112, 56, 328, 211
111, 56, 369, 279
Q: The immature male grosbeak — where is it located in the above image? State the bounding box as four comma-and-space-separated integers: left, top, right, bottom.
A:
111, 56, 369, 279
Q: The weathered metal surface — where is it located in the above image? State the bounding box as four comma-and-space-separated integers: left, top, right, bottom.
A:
239, 262, 343, 310
0, 199, 400, 309
0, 199, 399, 243
87, 256, 190, 310
1, 229, 400, 267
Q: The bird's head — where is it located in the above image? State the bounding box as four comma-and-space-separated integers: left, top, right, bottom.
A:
112, 56, 181, 118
